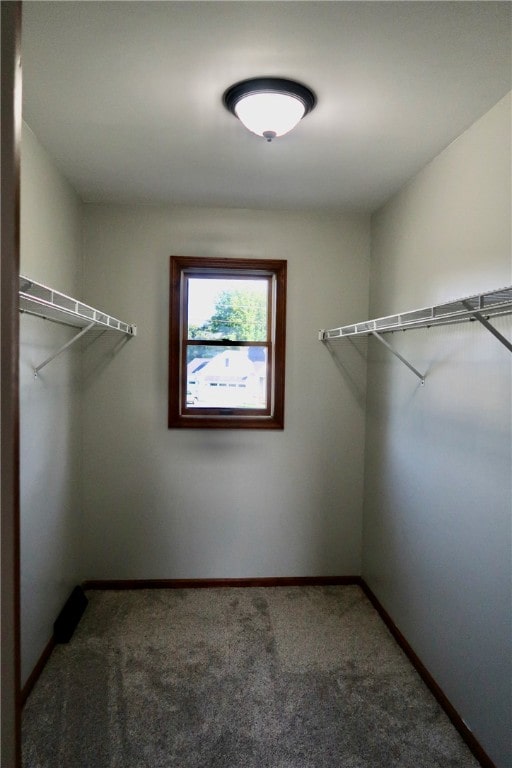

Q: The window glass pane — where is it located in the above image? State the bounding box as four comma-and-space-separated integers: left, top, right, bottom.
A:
186, 345, 268, 409
187, 278, 268, 341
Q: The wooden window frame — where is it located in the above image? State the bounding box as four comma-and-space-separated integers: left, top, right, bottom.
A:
169, 256, 286, 429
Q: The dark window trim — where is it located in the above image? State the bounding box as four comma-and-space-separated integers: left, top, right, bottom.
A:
169, 256, 286, 429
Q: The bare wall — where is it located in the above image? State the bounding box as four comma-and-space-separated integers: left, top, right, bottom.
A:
20, 123, 84, 684
81, 205, 370, 580
362, 93, 511, 768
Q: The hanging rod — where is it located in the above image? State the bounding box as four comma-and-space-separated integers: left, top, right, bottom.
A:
319, 285, 512, 384
19, 275, 137, 376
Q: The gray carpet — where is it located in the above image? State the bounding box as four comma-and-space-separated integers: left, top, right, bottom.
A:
22, 586, 480, 768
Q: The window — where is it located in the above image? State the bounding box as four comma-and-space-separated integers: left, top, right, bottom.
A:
169, 256, 287, 429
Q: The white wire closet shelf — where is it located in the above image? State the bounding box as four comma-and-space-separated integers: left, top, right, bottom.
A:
319, 285, 512, 385
19, 275, 137, 376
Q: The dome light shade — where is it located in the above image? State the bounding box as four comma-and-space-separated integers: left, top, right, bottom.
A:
223, 77, 316, 141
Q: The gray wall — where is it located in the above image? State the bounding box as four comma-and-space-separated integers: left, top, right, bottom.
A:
362, 93, 511, 768
81, 205, 370, 579
20, 90, 511, 765
20, 124, 85, 684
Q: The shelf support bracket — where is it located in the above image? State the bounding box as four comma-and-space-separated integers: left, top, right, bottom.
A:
462, 301, 512, 353
371, 331, 425, 385
34, 322, 96, 377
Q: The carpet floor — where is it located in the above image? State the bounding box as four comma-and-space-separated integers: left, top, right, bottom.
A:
22, 585, 480, 768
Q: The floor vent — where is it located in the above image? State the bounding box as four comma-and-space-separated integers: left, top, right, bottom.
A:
54, 586, 88, 643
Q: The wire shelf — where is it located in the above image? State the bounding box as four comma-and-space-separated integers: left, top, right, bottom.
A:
19, 275, 136, 376
19, 275, 136, 335
319, 285, 512, 386
320, 285, 512, 340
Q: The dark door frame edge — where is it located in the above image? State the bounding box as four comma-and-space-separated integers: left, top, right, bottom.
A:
1, 1, 22, 766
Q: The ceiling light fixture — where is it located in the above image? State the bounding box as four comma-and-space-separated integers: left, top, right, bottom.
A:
223, 77, 317, 142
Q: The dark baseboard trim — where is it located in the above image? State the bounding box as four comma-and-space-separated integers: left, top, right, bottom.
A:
21, 634, 55, 707
359, 579, 496, 768
82, 576, 360, 590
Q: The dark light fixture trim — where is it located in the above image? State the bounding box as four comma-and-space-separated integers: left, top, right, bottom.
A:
223, 77, 317, 141
223, 77, 317, 117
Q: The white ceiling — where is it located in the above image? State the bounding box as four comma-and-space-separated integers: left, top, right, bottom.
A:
22, 1, 511, 213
